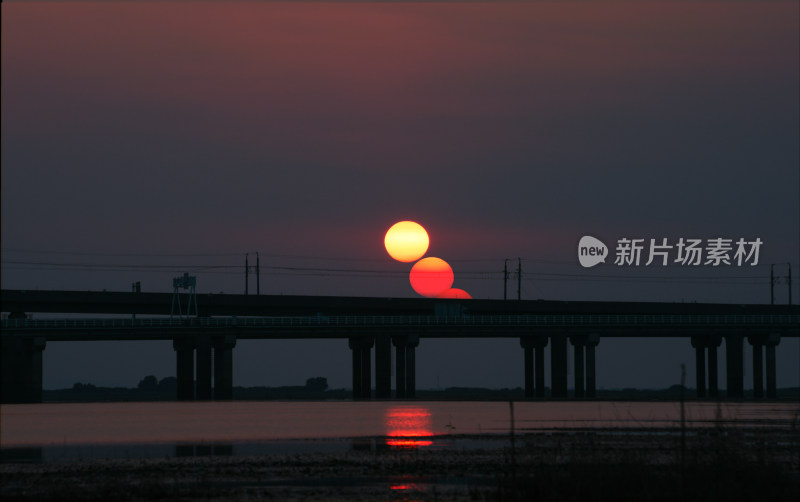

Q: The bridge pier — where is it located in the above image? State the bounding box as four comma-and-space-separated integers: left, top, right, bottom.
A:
349, 337, 373, 400
361, 338, 372, 399
393, 335, 419, 399
1, 336, 46, 404
691, 337, 707, 398
407, 337, 418, 398
213, 335, 236, 400
570, 334, 599, 399
585, 334, 599, 398
173, 338, 196, 401
173, 335, 236, 401
708, 337, 720, 397
196, 336, 213, 401
725, 335, 744, 399
375, 336, 392, 399
394, 337, 406, 398
749, 336, 764, 398
350, 339, 362, 398
520, 337, 548, 398
691, 336, 723, 398
766, 334, 778, 398
550, 335, 568, 398
747, 334, 780, 399
571, 336, 585, 398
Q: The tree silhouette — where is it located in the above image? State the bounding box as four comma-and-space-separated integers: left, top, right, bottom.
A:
137, 375, 158, 391
305, 377, 328, 392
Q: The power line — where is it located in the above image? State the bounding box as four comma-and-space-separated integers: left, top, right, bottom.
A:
2, 266, 769, 288
0, 248, 244, 258
4, 247, 788, 269
3, 259, 767, 278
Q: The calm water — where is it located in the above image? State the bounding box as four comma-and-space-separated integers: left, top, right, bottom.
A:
2, 401, 798, 460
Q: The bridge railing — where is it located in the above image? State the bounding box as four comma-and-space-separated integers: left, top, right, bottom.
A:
1, 314, 799, 330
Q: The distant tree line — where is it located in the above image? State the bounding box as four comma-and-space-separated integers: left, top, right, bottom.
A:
44, 378, 799, 402
137, 375, 177, 392
47, 376, 335, 402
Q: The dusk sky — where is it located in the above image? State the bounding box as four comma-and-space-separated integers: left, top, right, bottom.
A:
2, 1, 798, 392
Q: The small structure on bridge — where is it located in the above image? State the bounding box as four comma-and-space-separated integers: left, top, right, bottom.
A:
171, 273, 198, 319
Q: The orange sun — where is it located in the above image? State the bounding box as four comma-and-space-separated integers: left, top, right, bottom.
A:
409, 257, 454, 297
384, 221, 429, 262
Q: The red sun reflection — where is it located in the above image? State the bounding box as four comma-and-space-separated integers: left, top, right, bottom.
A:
385, 407, 433, 448
389, 474, 426, 496
409, 257, 454, 298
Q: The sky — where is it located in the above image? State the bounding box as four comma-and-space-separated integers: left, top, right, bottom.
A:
2, 0, 798, 392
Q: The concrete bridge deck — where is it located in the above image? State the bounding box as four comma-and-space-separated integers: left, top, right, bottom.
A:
2, 313, 798, 340
2, 289, 798, 404
3, 289, 797, 316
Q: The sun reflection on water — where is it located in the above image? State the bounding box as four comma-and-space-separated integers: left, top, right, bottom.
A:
389, 474, 426, 501
385, 406, 433, 448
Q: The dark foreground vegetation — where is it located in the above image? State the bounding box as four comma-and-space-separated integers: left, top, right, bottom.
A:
2, 424, 798, 501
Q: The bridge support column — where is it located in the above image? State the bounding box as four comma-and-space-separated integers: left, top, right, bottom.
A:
707, 336, 721, 398
196, 336, 213, 401
585, 334, 599, 398
349, 337, 373, 400
747, 336, 764, 398
407, 337, 418, 399
550, 335, 568, 398
523, 346, 533, 398
213, 335, 236, 401
393, 336, 407, 398
569, 334, 599, 399
31, 338, 45, 403
765, 334, 779, 398
375, 336, 391, 399
536, 340, 546, 398
1, 336, 46, 404
749, 334, 780, 399
725, 335, 744, 399
173, 338, 195, 401
520, 337, 548, 399
361, 338, 373, 399
393, 336, 418, 399
691, 337, 707, 398
570, 336, 586, 398
350, 338, 363, 399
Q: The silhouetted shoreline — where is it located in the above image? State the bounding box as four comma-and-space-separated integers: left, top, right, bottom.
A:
42, 384, 800, 402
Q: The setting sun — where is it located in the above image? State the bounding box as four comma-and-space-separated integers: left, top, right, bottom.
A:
437, 288, 472, 299
384, 221, 430, 262
409, 257, 454, 297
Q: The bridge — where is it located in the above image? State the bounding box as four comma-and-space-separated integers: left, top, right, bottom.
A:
1, 289, 798, 403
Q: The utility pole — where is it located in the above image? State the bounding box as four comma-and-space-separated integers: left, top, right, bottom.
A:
245, 253, 249, 296
256, 252, 261, 295
771, 263, 792, 304
770, 264, 774, 305
131, 281, 140, 320
504, 259, 509, 300
517, 258, 521, 300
